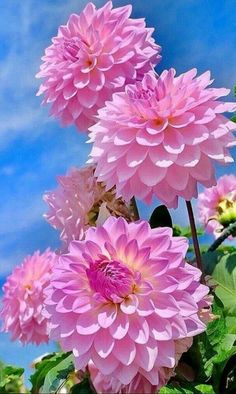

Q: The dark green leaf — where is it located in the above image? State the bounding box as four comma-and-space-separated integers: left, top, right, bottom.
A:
149, 205, 172, 229
212, 346, 236, 393
211, 251, 236, 317
70, 378, 96, 394
30, 352, 73, 394
201, 250, 224, 275
231, 115, 236, 123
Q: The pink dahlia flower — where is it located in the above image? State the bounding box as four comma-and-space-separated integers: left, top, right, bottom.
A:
43, 165, 131, 250
0, 249, 56, 345
44, 217, 209, 388
198, 174, 236, 237
89, 69, 236, 208
36, 1, 161, 131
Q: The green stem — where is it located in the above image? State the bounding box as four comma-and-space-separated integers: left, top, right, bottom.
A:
208, 221, 236, 252
186, 200, 204, 274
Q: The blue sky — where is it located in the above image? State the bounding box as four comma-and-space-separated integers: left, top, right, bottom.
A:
0, 0, 235, 382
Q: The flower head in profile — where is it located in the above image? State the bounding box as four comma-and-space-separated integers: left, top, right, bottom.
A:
0, 249, 56, 345
36, 1, 161, 131
43, 165, 131, 250
198, 174, 236, 237
44, 217, 209, 388
89, 69, 236, 208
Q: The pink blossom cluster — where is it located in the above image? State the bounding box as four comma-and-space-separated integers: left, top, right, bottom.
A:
1, 0, 236, 393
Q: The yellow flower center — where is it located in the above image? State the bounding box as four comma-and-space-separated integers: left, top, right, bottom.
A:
216, 197, 236, 227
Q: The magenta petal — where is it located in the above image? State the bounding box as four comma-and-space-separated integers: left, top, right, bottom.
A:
128, 316, 149, 344
156, 341, 175, 368
109, 313, 129, 339
136, 338, 158, 371
164, 129, 185, 154
151, 293, 179, 318
148, 314, 172, 340
92, 352, 119, 375
76, 311, 100, 335
138, 159, 167, 186
115, 363, 139, 385
94, 329, 115, 358
113, 336, 136, 365
169, 112, 195, 128
120, 294, 138, 315
78, 88, 98, 108
98, 304, 117, 328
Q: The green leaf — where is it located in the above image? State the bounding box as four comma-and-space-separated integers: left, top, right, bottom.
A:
30, 352, 73, 394
225, 316, 236, 334
42, 353, 74, 394
212, 345, 236, 393
211, 251, 236, 317
231, 115, 236, 123
0, 362, 25, 393
173, 225, 204, 238
70, 378, 95, 394
184, 295, 228, 382
202, 250, 224, 275
149, 205, 172, 229
159, 382, 215, 393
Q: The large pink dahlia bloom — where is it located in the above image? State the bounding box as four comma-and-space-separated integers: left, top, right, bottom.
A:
44, 217, 209, 388
36, 1, 161, 131
89, 69, 236, 208
43, 165, 131, 250
198, 174, 236, 237
0, 249, 56, 345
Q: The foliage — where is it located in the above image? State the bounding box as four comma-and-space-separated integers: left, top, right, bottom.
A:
159, 382, 215, 393
30, 351, 74, 394
70, 377, 96, 394
168, 296, 236, 394
0, 361, 26, 393
173, 225, 204, 238
210, 252, 236, 318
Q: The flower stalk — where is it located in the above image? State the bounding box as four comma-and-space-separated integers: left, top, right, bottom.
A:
208, 221, 236, 252
186, 200, 204, 274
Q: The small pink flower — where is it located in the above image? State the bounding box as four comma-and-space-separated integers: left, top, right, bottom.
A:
36, 1, 161, 131
89, 69, 236, 208
198, 174, 236, 237
0, 249, 56, 345
43, 165, 131, 250
44, 217, 209, 388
